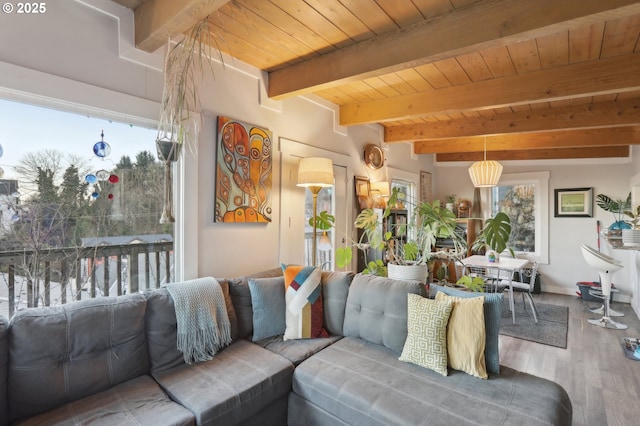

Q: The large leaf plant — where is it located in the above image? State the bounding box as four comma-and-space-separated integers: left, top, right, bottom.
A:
596, 192, 631, 226
335, 188, 467, 274
471, 211, 514, 256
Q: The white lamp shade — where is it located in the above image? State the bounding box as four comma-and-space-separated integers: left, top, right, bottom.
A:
318, 231, 333, 251
370, 181, 390, 196
297, 157, 334, 187
468, 160, 503, 187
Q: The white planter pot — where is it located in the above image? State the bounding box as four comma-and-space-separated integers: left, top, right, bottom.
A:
387, 263, 429, 284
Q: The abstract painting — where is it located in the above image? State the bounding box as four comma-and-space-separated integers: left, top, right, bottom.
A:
215, 116, 273, 223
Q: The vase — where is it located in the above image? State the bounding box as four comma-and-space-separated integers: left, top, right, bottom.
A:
387, 263, 429, 284
609, 220, 631, 230
486, 250, 499, 263
156, 138, 182, 162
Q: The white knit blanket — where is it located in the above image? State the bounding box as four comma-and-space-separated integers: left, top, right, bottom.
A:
165, 277, 232, 364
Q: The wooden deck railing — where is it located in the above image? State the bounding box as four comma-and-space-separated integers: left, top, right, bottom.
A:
0, 241, 173, 318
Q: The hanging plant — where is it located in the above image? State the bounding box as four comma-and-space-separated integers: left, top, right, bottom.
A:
156, 16, 223, 223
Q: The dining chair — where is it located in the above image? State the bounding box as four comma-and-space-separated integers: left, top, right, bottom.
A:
463, 264, 509, 293
500, 261, 539, 323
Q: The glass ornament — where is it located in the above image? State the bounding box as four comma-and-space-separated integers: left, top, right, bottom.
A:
108, 174, 119, 183
11, 213, 19, 222
85, 174, 97, 184
93, 141, 111, 158
91, 192, 99, 199
108, 193, 114, 200
96, 170, 109, 181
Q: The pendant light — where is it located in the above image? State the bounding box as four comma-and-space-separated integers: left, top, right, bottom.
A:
468, 137, 502, 187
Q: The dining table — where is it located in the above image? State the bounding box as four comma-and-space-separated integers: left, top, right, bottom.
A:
461, 255, 530, 324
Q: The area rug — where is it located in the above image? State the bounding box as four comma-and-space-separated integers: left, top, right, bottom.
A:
499, 299, 568, 348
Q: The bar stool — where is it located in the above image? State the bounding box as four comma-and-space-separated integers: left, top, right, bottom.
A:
580, 244, 627, 330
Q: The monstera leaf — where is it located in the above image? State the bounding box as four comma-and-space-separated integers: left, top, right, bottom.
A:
473, 212, 513, 255
354, 208, 385, 250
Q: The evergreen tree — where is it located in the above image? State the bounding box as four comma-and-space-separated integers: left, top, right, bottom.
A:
116, 155, 133, 169
135, 150, 156, 168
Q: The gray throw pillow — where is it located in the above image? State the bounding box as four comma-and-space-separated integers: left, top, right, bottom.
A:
248, 276, 285, 341
430, 284, 503, 375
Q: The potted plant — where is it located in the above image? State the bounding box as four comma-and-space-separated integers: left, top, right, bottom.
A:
471, 211, 514, 262
444, 194, 456, 214
155, 17, 222, 223
453, 212, 514, 291
596, 192, 631, 230
156, 17, 221, 159
336, 189, 467, 283
596, 192, 632, 247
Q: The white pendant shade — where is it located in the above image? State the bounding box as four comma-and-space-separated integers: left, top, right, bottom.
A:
296, 157, 334, 187
468, 160, 503, 187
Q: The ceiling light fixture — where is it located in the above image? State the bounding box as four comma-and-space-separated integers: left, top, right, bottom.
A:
468, 137, 503, 187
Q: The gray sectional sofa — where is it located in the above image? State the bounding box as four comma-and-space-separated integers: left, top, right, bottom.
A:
0, 269, 572, 425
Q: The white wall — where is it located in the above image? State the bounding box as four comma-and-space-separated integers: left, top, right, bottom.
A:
191, 63, 426, 277
1, 0, 637, 304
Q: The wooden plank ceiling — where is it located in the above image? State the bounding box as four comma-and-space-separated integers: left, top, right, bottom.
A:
114, 0, 640, 161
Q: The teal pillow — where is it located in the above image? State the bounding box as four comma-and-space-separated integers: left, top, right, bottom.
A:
430, 284, 502, 374
248, 277, 285, 341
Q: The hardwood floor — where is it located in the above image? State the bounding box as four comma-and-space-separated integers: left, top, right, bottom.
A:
499, 293, 640, 426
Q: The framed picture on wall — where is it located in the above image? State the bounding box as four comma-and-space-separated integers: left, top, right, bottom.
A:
554, 187, 593, 217
215, 116, 273, 223
354, 176, 371, 210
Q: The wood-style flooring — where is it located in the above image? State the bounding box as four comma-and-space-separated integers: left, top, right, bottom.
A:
499, 293, 640, 426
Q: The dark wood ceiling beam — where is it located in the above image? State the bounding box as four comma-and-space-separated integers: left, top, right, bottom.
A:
342, 53, 640, 125
134, 0, 231, 52
385, 99, 640, 142
268, 0, 640, 99
436, 146, 630, 161
413, 127, 640, 154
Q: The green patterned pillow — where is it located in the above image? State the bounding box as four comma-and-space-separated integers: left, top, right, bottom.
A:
399, 293, 453, 376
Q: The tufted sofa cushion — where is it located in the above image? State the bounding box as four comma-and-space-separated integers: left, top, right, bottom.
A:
0, 315, 8, 426
343, 274, 425, 353
7, 294, 149, 422
321, 271, 354, 336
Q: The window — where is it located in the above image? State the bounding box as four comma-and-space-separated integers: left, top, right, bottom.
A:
486, 172, 549, 263
0, 98, 171, 317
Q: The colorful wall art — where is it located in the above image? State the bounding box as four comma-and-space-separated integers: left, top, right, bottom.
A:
215, 116, 273, 223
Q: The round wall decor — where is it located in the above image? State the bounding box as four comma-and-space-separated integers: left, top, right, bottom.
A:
364, 144, 384, 169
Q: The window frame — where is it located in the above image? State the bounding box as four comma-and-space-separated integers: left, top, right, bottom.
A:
482, 171, 550, 264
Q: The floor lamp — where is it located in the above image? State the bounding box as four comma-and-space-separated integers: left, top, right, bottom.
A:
297, 157, 334, 267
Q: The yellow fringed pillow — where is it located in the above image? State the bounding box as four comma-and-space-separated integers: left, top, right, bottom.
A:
435, 292, 487, 379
